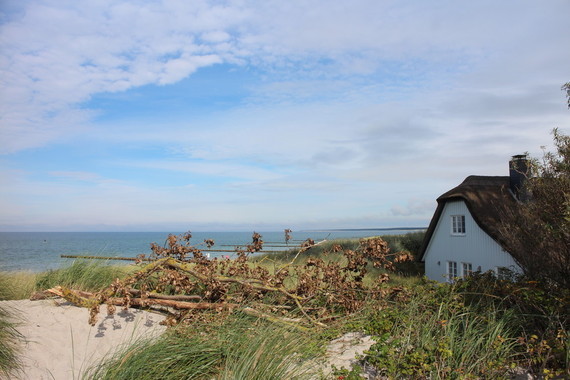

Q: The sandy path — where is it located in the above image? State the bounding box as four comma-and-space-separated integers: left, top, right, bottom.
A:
2, 299, 167, 380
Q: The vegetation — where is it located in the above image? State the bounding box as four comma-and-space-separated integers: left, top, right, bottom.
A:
85, 313, 318, 380
498, 128, 570, 288
351, 275, 569, 379
0, 280, 24, 378
0, 304, 23, 378
0, 271, 37, 301
35, 259, 133, 293
3, 231, 568, 378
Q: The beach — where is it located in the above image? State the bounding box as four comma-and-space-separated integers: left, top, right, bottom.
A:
3, 299, 166, 379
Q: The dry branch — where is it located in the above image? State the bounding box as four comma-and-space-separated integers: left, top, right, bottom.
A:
275, 239, 328, 275
106, 297, 238, 310
127, 288, 202, 302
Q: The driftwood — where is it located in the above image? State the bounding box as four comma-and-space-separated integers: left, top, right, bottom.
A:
43, 256, 325, 328
45, 285, 309, 330
44, 240, 341, 329
160, 258, 326, 327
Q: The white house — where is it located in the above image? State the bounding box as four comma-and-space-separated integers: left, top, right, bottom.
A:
419, 156, 528, 282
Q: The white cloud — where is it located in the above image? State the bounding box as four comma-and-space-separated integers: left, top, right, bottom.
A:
3, 0, 568, 155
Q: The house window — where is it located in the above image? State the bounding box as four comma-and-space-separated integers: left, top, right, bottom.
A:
447, 261, 458, 281
462, 262, 473, 277
451, 215, 466, 235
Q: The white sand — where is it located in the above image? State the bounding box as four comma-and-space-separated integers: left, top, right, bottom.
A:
3, 299, 167, 380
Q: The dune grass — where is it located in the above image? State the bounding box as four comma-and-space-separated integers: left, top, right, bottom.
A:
0, 271, 37, 301
0, 278, 25, 378
0, 260, 135, 301
0, 304, 24, 378
34, 260, 135, 294
84, 313, 319, 380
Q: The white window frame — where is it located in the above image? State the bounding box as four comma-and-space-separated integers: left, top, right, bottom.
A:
451, 215, 466, 236
447, 261, 458, 281
461, 262, 473, 278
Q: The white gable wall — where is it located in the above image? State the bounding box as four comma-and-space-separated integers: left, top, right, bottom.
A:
423, 200, 520, 282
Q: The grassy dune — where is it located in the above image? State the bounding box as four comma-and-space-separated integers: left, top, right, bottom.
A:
1, 234, 568, 379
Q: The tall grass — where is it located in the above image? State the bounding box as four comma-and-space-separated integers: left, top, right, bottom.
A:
35, 260, 133, 293
358, 283, 520, 379
0, 271, 37, 300
85, 313, 318, 380
0, 303, 23, 377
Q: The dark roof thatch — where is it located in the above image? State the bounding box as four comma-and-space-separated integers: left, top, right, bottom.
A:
419, 175, 517, 261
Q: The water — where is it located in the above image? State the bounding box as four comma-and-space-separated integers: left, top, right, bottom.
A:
0, 229, 424, 272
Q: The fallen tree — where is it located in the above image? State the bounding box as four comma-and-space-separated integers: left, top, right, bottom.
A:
43, 231, 413, 329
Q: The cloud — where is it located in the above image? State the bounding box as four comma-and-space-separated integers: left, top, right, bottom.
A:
3, 0, 568, 156
0, 0, 247, 153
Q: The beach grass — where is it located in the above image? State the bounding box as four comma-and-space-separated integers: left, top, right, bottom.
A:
84, 313, 319, 380
0, 271, 37, 300
0, 260, 135, 301
0, 301, 24, 377
35, 260, 135, 294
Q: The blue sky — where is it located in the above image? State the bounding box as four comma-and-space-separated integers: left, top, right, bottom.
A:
1, 0, 569, 232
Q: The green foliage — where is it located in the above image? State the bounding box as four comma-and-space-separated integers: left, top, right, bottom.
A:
360, 283, 518, 379
499, 128, 570, 288
331, 364, 366, 379
455, 272, 570, 373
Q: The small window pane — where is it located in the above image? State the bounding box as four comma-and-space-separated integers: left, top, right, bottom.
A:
452, 215, 466, 235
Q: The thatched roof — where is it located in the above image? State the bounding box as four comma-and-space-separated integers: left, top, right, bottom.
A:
419, 175, 517, 261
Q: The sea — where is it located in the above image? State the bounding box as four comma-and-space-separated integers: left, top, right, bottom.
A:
0, 229, 425, 272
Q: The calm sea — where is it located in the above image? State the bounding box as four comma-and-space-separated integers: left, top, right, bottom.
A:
0, 229, 423, 272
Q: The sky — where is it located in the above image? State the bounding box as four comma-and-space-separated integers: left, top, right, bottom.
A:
1, 0, 569, 232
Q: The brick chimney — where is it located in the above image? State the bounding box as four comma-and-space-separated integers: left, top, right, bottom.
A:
509, 154, 530, 200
